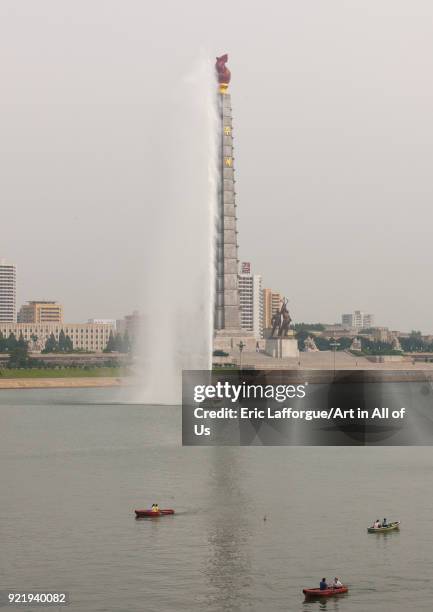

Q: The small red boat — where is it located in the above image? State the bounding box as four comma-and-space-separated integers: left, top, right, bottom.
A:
303, 586, 348, 598
135, 509, 175, 518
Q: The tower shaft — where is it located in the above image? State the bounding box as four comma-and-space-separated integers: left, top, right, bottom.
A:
214, 91, 240, 331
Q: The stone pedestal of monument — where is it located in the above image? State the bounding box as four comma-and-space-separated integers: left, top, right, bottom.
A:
214, 329, 257, 353
265, 331, 299, 359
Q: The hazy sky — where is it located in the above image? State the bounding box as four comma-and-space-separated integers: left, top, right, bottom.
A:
1, 1, 433, 331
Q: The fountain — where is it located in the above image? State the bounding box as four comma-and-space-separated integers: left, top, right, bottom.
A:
137, 57, 218, 405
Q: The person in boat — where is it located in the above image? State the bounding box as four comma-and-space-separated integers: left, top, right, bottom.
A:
152, 503, 160, 513
373, 519, 380, 528
332, 577, 343, 589
319, 578, 328, 591
382, 518, 388, 527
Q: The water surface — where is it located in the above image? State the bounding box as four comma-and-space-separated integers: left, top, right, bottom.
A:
1, 388, 432, 611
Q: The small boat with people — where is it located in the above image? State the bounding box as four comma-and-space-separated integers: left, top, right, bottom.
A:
135, 503, 175, 518
367, 518, 400, 533
303, 577, 348, 598
303, 586, 348, 598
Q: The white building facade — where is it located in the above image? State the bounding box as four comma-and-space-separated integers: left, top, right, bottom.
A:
238, 263, 263, 339
0, 259, 16, 323
342, 311, 375, 330
0, 322, 114, 352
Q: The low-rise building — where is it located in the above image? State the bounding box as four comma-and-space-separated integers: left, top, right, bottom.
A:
88, 318, 117, 328
0, 322, 114, 352
371, 327, 392, 343
320, 324, 356, 338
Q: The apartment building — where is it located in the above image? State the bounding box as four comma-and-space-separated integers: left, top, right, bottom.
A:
18, 301, 63, 324
0, 259, 16, 323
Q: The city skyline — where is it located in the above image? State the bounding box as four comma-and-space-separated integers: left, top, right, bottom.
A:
1, 2, 433, 331
6, 253, 428, 338
0, 258, 140, 340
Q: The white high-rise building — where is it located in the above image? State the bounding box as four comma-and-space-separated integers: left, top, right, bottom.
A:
342, 311, 375, 329
353, 310, 363, 329
263, 288, 283, 329
362, 313, 375, 328
238, 262, 263, 339
341, 313, 353, 328
0, 259, 16, 323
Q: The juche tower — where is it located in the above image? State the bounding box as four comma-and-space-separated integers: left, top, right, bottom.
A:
214, 54, 241, 333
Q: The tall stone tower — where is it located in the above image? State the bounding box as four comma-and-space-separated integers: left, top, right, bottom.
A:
214, 54, 241, 332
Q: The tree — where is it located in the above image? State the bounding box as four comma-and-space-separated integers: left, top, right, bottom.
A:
360, 338, 400, 355
121, 331, 131, 353
8, 345, 31, 368
336, 337, 353, 351
58, 329, 67, 352
49, 330, 74, 353
295, 330, 310, 351
7, 333, 17, 351
293, 322, 325, 332
315, 336, 331, 351
399, 334, 426, 353
43, 333, 58, 353
65, 335, 73, 352
114, 333, 123, 352
104, 330, 116, 353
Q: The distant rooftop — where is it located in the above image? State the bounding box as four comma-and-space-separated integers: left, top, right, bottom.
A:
26, 300, 58, 305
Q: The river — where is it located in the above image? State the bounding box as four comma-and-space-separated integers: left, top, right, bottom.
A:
1, 388, 432, 611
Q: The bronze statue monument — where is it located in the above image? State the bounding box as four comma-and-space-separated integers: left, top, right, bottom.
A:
270, 298, 292, 338
215, 54, 231, 87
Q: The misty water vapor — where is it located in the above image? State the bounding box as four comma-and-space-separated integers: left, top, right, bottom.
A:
136, 57, 218, 404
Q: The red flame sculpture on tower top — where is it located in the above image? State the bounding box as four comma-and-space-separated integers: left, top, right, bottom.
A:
216, 54, 231, 93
